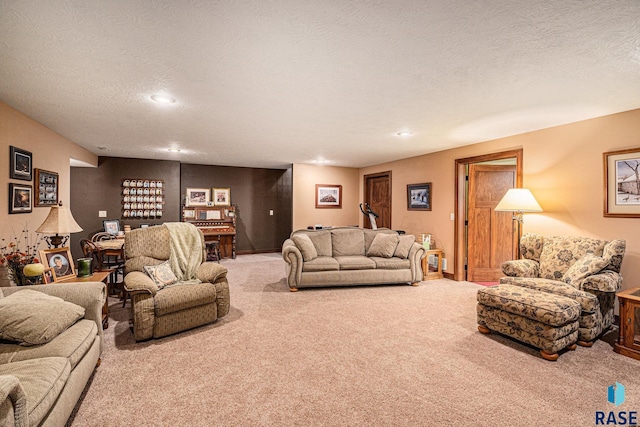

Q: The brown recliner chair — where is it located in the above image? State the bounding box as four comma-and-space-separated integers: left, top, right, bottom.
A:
123, 223, 230, 341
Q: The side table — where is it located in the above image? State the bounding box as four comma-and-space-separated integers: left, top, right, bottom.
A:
58, 271, 111, 330
614, 287, 640, 360
422, 249, 444, 280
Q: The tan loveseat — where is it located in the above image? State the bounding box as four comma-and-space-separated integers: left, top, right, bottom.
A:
500, 233, 626, 346
124, 223, 230, 341
282, 227, 426, 291
0, 282, 106, 427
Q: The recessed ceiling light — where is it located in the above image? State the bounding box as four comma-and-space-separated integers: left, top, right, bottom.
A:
396, 131, 414, 137
151, 94, 176, 104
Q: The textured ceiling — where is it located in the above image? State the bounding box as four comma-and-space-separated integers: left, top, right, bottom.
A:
1, 1, 639, 169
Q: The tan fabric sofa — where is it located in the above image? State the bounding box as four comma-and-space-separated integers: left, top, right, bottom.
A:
124, 223, 230, 341
282, 227, 426, 291
0, 282, 106, 427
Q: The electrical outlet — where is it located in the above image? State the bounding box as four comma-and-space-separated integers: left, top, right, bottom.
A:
442, 258, 447, 270
269, 210, 274, 216
99, 210, 107, 218
450, 213, 455, 221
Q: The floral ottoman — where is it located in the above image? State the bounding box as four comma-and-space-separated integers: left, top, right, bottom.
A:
477, 284, 581, 361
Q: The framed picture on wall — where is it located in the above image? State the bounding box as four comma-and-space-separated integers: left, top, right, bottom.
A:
9, 183, 32, 214
604, 147, 640, 217
34, 168, 59, 207
39, 247, 75, 281
185, 188, 210, 206
407, 183, 432, 211
9, 146, 32, 181
213, 188, 231, 206
315, 184, 342, 208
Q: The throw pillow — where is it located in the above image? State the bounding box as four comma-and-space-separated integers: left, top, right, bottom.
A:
0, 290, 85, 346
292, 234, 318, 261
144, 260, 178, 290
367, 233, 399, 258
562, 253, 608, 288
394, 235, 415, 259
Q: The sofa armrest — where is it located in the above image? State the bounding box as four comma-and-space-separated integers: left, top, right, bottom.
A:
408, 242, 426, 282
124, 271, 158, 296
282, 239, 303, 288
581, 270, 622, 293
0, 375, 28, 427
501, 259, 540, 277
196, 262, 228, 284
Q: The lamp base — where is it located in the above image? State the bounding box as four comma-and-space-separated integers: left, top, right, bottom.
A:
44, 234, 69, 248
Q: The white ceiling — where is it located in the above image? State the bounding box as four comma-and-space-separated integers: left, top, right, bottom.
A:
1, 1, 639, 169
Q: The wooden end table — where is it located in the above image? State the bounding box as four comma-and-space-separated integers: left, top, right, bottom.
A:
57, 271, 111, 330
614, 287, 640, 360
422, 249, 444, 280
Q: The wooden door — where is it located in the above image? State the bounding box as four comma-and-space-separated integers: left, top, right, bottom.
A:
364, 172, 391, 229
467, 164, 516, 282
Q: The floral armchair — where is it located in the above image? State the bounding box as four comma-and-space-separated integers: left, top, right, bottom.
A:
500, 233, 625, 346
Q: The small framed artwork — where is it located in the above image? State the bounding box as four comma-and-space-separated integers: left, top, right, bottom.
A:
103, 219, 121, 235
407, 183, 432, 211
604, 148, 640, 218
315, 184, 342, 208
213, 188, 231, 206
9, 183, 32, 214
183, 209, 196, 219
43, 267, 57, 284
34, 168, 59, 207
9, 146, 32, 181
39, 247, 75, 281
185, 188, 210, 206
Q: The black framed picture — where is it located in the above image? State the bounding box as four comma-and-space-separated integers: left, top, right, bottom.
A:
9, 146, 32, 181
35, 168, 59, 207
9, 183, 32, 214
407, 182, 432, 211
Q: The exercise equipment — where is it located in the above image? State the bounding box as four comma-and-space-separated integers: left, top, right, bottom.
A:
359, 202, 379, 229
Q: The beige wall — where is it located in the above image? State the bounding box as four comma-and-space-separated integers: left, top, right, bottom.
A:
360, 108, 640, 289
292, 164, 360, 231
1, 101, 97, 241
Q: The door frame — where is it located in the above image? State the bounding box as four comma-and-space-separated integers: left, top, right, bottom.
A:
363, 171, 392, 229
453, 149, 523, 281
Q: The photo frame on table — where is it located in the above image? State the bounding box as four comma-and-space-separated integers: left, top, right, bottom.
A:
315, 184, 342, 208
9, 183, 32, 214
34, 168, 59, 207
43, 267, 56, 284
103, 219, 121, 235
185, 188, 210, 206
213, 188, 231, 206
39, 247, 75, 281
604, 147, 640, 218
407, 182, 432, 211
9, 146, 32, 181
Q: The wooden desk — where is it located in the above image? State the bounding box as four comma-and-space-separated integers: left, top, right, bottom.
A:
58, 271, 111, 330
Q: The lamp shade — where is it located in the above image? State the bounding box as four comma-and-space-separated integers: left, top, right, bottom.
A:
495, 189, 543, 212
36, 205, 83, 234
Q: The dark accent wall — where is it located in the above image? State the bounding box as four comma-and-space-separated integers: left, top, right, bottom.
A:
69, 156, 292, 261
180, 164, 292, 254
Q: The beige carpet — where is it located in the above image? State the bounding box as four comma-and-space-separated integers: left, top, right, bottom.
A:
68, 254, 640, 426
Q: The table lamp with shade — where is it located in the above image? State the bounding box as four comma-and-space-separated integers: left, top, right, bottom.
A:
494, 188, 543, 258
36, 202, 83, 248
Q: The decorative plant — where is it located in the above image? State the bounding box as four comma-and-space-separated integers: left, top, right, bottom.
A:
0, 226, 43, 286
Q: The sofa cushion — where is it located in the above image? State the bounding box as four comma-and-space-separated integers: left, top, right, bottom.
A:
336, 256, 376, 270
331, 229, 365, 257
367, 233, 399, 258
0, 290, 85, 346
154, 282, 217, 317
538, 236, 607, 280
302, 256, 340, 272
306, 231, 332, 257
371, 257, 411, 270
292, 234, 318, 261
499, 277, 599, 313
394, 235, 415, 259
363, 229, 397, 253
562, 253, 608, 288
602, 239, 626, 273
0, 320, 98, 370
0, 357, 70, 427
144, 260, 178, 290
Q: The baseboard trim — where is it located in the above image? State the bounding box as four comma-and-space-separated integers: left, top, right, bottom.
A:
444, 272, 455, 280
236, 249, 281, 256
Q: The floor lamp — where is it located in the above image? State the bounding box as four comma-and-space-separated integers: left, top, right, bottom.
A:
494, 188, 543, 259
